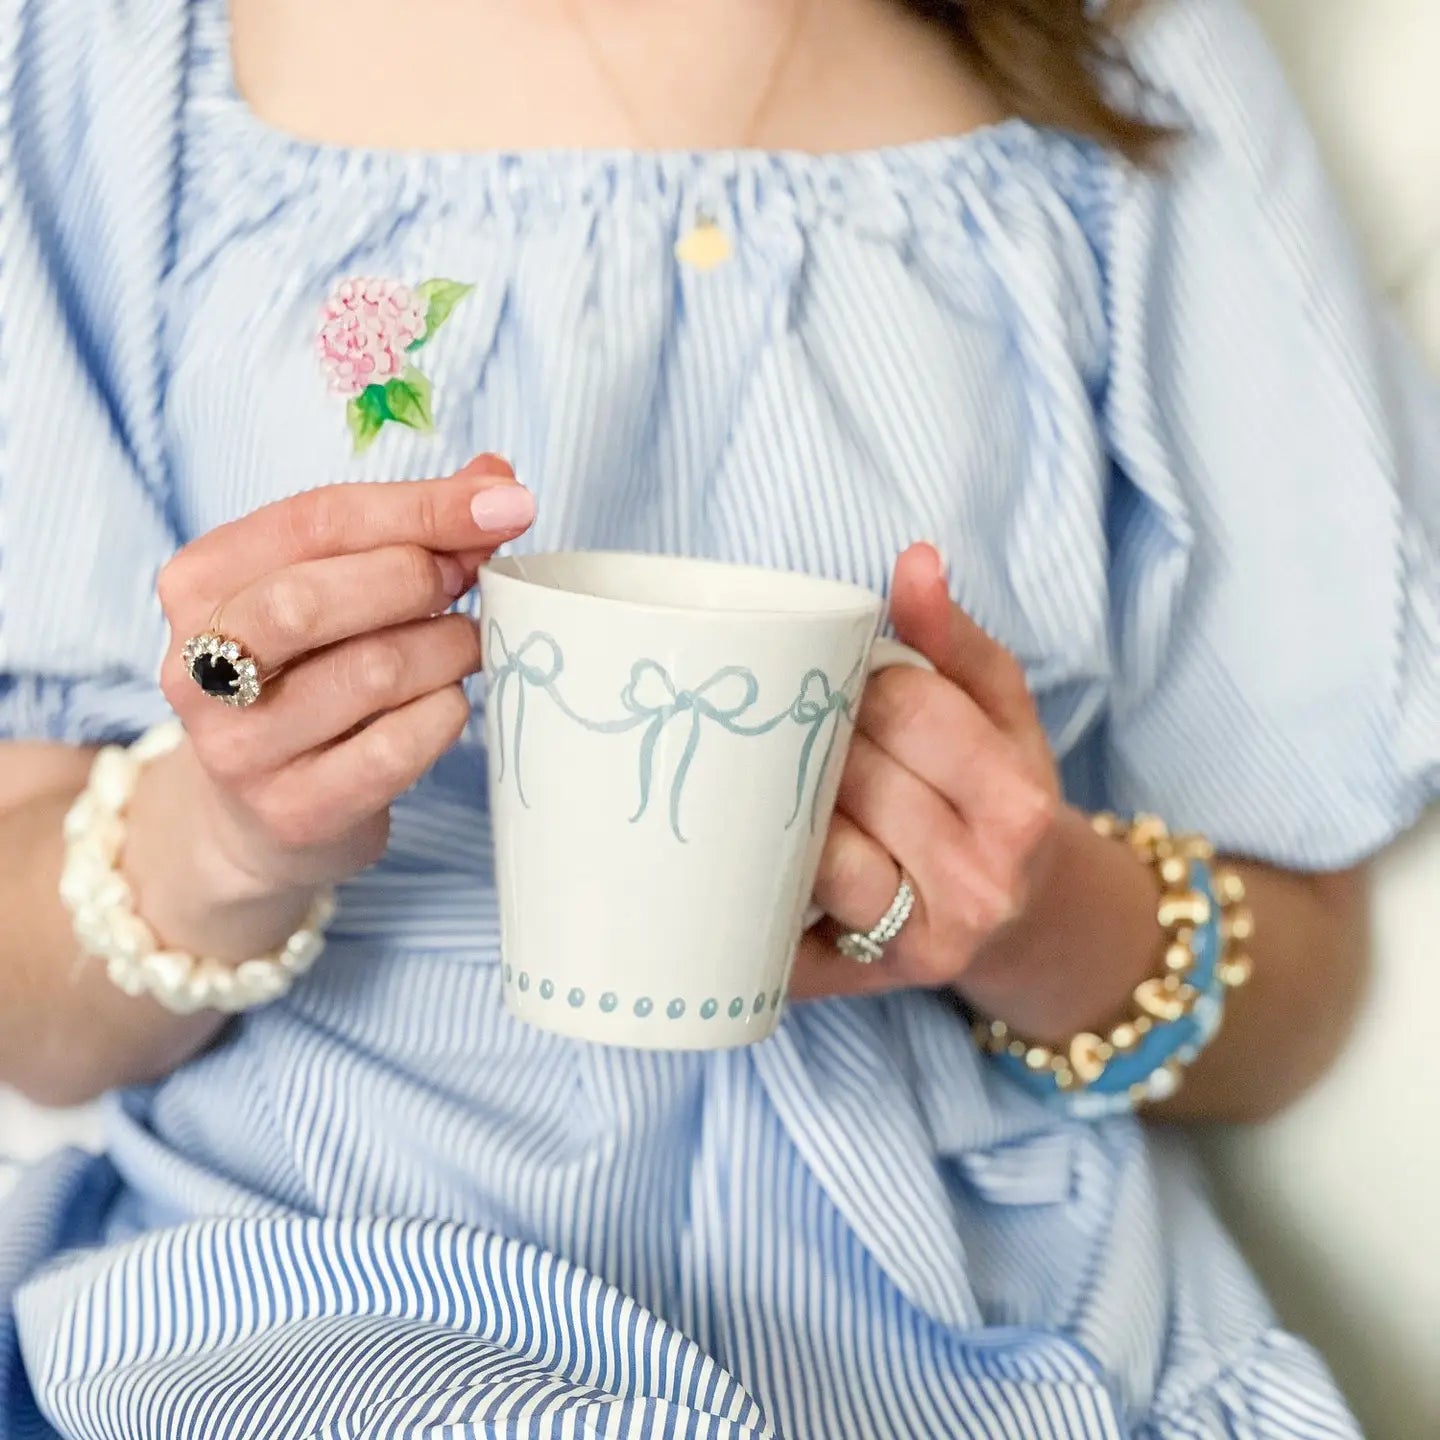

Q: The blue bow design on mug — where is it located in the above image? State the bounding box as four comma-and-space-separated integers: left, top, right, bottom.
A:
484, 620, 858, 841
620, 661, 768, 841
787, 669, 855, 831
486, 626, 564, 806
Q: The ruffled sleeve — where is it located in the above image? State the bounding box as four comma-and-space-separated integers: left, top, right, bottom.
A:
1100, 0, 1438, 868
0, 0, 187, 744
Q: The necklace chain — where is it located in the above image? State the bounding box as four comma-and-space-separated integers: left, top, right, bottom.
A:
558, 0, 813, 269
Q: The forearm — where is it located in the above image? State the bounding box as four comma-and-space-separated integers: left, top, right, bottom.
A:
0, 778, 220, 1106
0, 746, 312, 1107
960, 806, 1369, 1123
1155, 862, 1367, 1122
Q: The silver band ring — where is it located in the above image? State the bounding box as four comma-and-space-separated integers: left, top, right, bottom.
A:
182, 626, 266, 708
836, 872, 916, 964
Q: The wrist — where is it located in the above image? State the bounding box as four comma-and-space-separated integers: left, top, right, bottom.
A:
124, 743, 318, 963
958, 804, 1159, 1044
970, 815, 1253, 1115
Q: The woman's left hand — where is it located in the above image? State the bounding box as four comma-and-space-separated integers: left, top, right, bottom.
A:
790, 545, 1371, 1125
791, 542, 1064, 1002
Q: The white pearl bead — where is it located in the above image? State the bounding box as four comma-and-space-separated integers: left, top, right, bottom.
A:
140, 949, 195, 996
106, 953, 148, 998
150, 983, 207, 1016
107, 911, 158, 963
62, 792, 97, 841
74, 906, 112, 953
90, 873, 133, 915
204, 966, 242, 1013
232, 959, 291, 1006
281, 930, 324, 975
186, 960, 232, 1012
152, 960, 222, 1015
88, 747, 140, 812
60, 850, 106, 910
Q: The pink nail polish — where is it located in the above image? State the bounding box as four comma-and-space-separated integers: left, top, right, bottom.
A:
471, 485, 536, 534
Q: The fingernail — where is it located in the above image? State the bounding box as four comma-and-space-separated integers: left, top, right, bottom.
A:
915, 542, 947, 588
436, 554, 470, 597
470, 484, 536, 534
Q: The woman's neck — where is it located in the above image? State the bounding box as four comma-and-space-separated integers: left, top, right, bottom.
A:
228, 0, 1004, 154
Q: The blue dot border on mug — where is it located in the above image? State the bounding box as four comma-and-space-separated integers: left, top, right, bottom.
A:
507, 972, 784, 1030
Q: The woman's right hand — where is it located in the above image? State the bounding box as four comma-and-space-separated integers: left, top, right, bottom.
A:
146, 455, 534, 909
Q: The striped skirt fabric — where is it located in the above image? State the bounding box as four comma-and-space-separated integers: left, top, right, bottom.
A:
3, 1139, 1360, 1440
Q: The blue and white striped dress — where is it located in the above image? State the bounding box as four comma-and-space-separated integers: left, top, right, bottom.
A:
2, 0, 1436, 1435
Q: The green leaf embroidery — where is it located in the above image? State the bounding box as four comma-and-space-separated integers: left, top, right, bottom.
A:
347, 384, 391, 453
410, 278, 474, 350
384, 368, 435, 433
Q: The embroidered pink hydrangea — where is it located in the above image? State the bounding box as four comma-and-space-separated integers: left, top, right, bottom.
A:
316, 277, 429, 398
314, 274, 473, 453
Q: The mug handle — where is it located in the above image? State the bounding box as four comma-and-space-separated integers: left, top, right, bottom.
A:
799, 637, 933, 930
867, 635, 934, 677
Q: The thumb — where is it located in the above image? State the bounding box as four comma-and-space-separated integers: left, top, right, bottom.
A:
888, 543, 955, 667
889, 543, 1035, 732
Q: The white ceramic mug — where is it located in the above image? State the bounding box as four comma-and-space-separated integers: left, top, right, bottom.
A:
480, 552, 924, 1050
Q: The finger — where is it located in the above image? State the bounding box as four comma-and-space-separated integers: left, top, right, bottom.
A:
787, 927, 906, 1002
888, 543, 1035, 733
182, 616, 481, 784
244, 685, 472, 851
838, 732, 1019, 943
856, 663, 1054, 853
811, 810, 902, 937
210, 543, 475, 674
160, 455, 531, 612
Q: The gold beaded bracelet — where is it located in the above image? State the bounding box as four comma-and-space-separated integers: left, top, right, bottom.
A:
972, 813, 1254, 1098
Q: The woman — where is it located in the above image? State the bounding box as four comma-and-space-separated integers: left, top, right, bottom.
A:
0, 0, 1434, 1434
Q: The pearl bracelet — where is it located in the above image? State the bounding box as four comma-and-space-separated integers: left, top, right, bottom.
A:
59, 720, 337, 1015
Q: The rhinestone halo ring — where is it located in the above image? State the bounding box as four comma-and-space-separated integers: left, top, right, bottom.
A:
835, 873, 917, 965
182, 632, 264, 708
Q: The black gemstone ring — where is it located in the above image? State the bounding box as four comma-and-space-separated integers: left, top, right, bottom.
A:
182, 631, 265, 708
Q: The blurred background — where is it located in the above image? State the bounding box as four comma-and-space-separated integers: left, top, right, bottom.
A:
3, 2, 1437, 1436
1194, 5, 1439, 1437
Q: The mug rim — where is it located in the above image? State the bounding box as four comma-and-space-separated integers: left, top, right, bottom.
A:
484, 551, 883, 623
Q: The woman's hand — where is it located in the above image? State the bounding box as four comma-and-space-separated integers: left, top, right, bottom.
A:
792, 544, 1371, 1120
133, 455, 535, 942
793, 543, 1165, 1045
791, 543, 1065, 999
0, 454, 537, 1104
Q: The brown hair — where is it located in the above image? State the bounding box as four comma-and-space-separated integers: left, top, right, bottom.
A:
902, 0, 1169, 162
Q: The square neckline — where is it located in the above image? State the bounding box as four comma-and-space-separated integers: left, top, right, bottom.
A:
204, 0, 1043, 181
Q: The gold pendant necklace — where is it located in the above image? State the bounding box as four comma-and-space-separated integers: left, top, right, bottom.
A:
672, 211, 735, 271
561, 0, 812, 272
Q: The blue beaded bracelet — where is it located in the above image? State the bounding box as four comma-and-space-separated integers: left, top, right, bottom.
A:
972, 815, 1254, 1116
